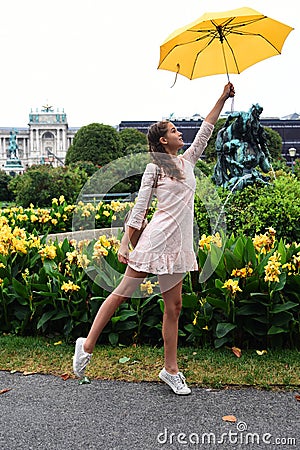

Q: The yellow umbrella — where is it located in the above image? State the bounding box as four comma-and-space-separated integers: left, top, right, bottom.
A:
158, 7, 294, 81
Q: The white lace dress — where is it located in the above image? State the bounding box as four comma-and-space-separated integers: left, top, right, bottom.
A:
126, 121, 214, 274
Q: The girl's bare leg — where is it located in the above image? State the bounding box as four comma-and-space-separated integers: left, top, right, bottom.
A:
158, 273, 184, 375
84, 266, 147, 353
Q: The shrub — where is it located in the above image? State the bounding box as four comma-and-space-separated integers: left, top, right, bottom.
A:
194, 173, 300, 242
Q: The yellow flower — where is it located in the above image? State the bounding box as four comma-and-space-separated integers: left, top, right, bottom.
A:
13, 227, 27, 239
12, 238, 27, 254
52, 198, 58, 205
93, 242, 108, 258
108, 236, 120, 252
264, 252, 281, 283
192, 311, 199, 326
231, 266, 253, 278
199, 232, 222, 251
140, 280, 158, 295
110, 200, 123, 212
253, 228, 276, 254
222, 279, 242, 295
66, 250, 78, 264
59, 195, 65, 204
39, 244, 57, 260
16, 214, 28, 222
22, 268, 30, 280
103, 210, 110, 217
61, 281, 80, 292
77, 254, 90, 268
199, 234, 212, 251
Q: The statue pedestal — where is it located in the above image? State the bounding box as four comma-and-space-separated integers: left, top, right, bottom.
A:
3, 157, 24, 176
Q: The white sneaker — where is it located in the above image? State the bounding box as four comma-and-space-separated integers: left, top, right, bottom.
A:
73, 337, 92, 378
159, 368, 191, 395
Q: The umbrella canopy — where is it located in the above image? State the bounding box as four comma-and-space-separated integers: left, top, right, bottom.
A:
158, 7, 294, 80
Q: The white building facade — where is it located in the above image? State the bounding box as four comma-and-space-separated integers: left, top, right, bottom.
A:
0, 105, 79, 172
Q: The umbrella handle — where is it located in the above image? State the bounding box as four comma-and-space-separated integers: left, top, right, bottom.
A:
170, 63, 180, 88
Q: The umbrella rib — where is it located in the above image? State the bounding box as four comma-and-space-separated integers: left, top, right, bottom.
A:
158, 32, 216, 67
190, 35, 219, 79
226, 30, 283, 53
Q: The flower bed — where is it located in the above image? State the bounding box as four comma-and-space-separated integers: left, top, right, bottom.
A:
0, 215, 299, 349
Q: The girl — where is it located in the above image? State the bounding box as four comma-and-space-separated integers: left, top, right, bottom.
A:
73, 82, 235, 395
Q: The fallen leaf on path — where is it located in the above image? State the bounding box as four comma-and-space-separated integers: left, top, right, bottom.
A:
231, 347, 242, 358
119, 357, 130, 364
60, 373, 70, 381
222, 415, 237, 423
295, 395, 300, 402
0, 388, 11, 395
23, 371, 36, 376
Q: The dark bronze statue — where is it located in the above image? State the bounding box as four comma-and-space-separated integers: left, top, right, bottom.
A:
212, 104, 271, 190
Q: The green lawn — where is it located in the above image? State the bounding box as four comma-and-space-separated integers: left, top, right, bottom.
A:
0, 335, 299, 390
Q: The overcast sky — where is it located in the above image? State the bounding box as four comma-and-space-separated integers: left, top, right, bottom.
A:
0, 0, 298, 128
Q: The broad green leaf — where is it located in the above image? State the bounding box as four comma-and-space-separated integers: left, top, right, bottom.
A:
108, 332, 119, 346
244, 237, 257, 267
214, 336, 230, 348
119, 310, 137, 321
277, 238, 287, 264
182, 293, 198, 309
233, 236, 246, 260
272, 301, 298, 314
12, 278, 28, 298
267, 325, 287, 335
115, 321, 137, 331
270, 272, 286, 294
236, 304, 263, 316
216, 322, 237, 338
271, 311, 293, 327
215, 279, 224, 290
37, 310, 57, 329
223, 249, 242, 274
206, 296, 227, 311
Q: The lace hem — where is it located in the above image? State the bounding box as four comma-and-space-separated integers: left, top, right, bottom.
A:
128, 250, 198, 275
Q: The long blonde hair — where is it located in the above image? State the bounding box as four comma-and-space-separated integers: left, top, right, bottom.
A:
147, 120, 185, 181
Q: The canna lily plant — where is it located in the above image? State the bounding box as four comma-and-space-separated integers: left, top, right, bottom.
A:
193, 228, 300, 349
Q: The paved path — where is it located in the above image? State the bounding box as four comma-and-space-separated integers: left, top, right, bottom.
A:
0, 371, 299, 450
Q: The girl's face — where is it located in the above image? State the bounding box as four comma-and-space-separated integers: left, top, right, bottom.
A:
160, 122, 184, 155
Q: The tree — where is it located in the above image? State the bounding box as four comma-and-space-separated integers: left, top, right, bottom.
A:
119, 128, 147, 154
0, 171, 14, 202
8, 165, 86, 207
65, 123, 123, 166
